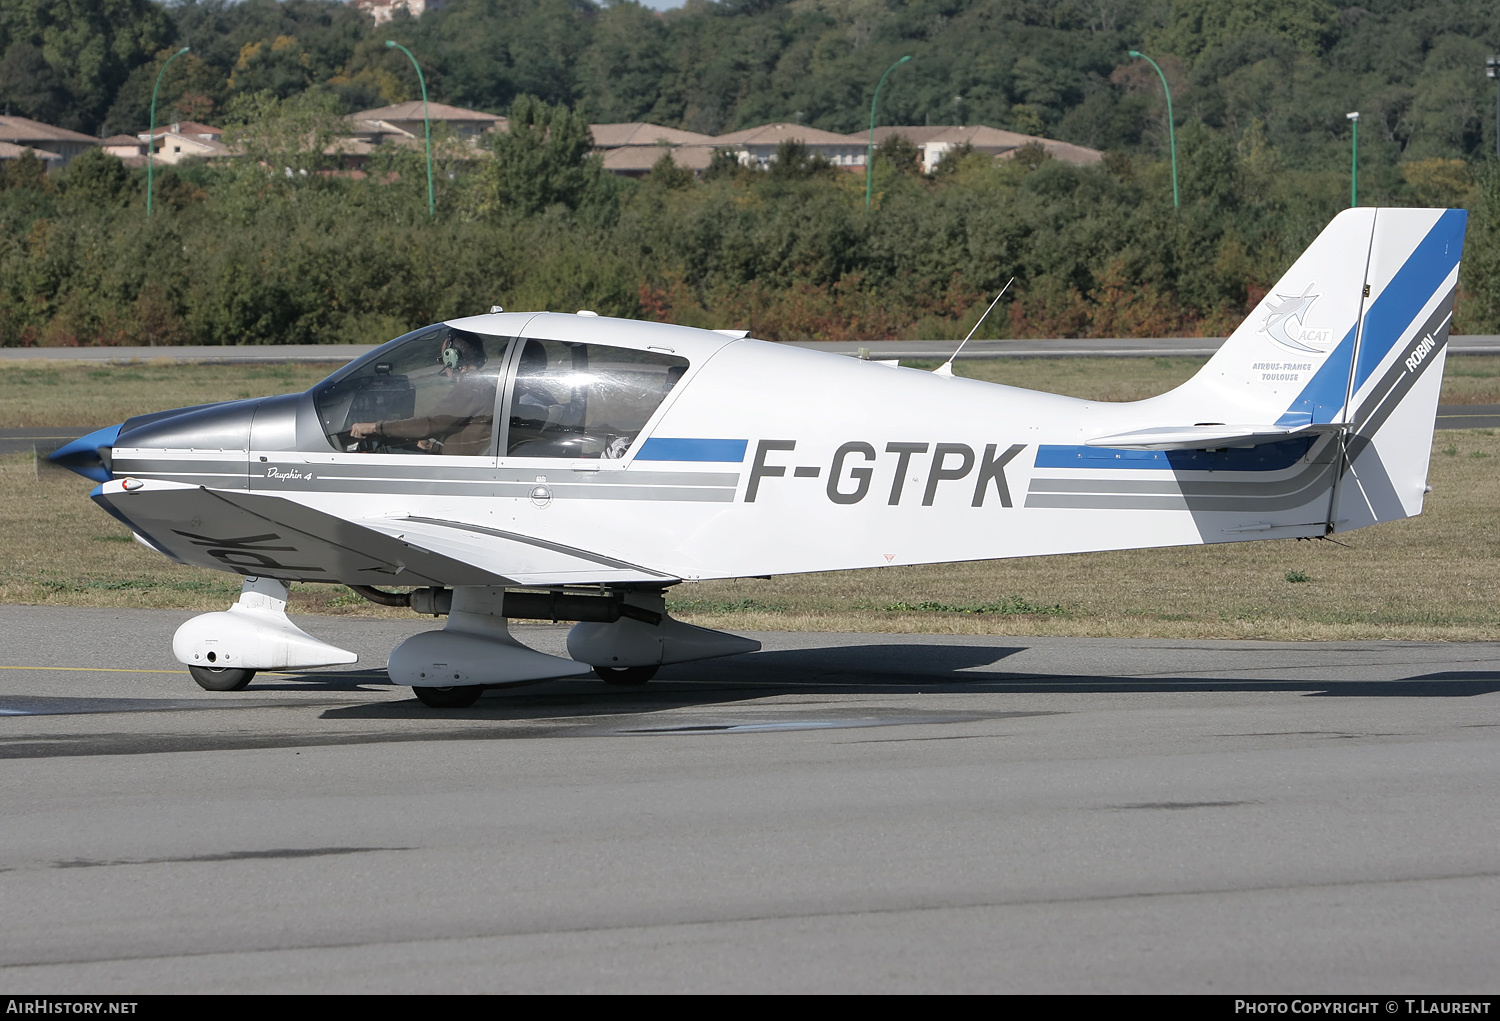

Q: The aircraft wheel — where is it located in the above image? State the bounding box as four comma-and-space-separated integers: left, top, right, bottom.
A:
189, 665, 256, 691
593, 665, 658, 685
413, 685, 484, 709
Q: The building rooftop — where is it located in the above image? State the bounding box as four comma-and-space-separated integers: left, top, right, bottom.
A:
348, 102, 505, 124
0, 141, 63, 161
864, 124, 1103, 164
601, 144, 718, 173
0, 116, 98, 146
591, 122, 717, 148
714, 122, 861, 146
139, 121, 223, 142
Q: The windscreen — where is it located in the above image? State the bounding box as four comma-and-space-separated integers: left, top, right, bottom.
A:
315, 326, 511, 455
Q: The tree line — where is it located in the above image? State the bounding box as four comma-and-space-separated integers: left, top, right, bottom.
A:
6, 0, 1500, 172
4, 88, 1500, 347
4, 0, 1500, 346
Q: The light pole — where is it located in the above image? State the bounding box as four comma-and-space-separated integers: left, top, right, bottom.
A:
386, 39, 434, 219
1488, 56, 1499, 158
1347, 111, 1359, 207
1128, 50, 1177, 208
147, 46, 189, 218
866, 54, 911, 209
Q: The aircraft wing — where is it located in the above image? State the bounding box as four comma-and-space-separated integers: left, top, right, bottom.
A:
1084, 423, 1342, 451
92, 480, 677, 587
354, 515, 678, 587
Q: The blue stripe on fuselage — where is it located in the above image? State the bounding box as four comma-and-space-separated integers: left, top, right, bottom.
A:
1035, 438, 1314, 472
636, 438, 749, 462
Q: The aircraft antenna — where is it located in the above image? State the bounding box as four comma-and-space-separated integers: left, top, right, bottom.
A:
935, 278, 1014, 377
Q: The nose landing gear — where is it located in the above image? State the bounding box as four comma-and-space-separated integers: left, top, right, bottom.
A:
188, 665, 256, 691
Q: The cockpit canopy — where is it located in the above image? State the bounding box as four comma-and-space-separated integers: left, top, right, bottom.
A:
314, 324, 689, 458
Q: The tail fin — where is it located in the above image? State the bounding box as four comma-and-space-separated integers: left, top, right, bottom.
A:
1089, 207, 1465, 531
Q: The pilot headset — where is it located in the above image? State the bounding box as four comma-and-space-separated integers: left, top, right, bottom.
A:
441, 342, 462, 370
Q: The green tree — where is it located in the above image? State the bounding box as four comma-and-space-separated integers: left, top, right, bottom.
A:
477, 94, 606, 216
57, 146, 130, 209
0, 0, 174, 132
104, 49, 229, 134
1148, 0, 1339, 63
221, 87, 350, 175
874, 133, 922, 176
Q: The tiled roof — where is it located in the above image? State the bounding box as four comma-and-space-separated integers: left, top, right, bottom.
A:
0, 141, 63, 160
139, 122, 224, 142
591, 122, 716, 147
601, 144, 717, 172
0, 116, 98, 145
348, 102, 505, 123
862, 124, 1104, 164
714, 122, 861, 146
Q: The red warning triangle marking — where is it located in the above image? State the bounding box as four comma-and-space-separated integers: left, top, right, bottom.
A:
883, 554, 895, 562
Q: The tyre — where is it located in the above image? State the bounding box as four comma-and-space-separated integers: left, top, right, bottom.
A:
593, 665, 658, 685
189, 665, 255, 691
413, 685, 483, 708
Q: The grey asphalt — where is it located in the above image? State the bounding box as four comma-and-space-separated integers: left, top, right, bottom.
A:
0, 605, 1496, 993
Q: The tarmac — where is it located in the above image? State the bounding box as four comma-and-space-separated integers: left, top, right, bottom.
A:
1, 606, 1496, 993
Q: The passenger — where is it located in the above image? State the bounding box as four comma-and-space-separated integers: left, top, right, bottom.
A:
350, 332, 496, 454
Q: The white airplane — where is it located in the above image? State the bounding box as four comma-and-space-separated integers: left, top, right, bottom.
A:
53, 207, 1465, 707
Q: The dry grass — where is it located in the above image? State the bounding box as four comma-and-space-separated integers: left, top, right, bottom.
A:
0, 361, 342, 429
938, 354, 1500, 405
5, 429, 1498, 639
4, 354, 1499, 432
4, 355, 1497, 640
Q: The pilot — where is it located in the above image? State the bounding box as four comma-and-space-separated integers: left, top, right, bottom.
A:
350, 332, 496, 455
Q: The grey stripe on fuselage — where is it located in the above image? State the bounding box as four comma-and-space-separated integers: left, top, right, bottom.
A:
1024, 433, 1338, 511
263, 463, 742, 487
1025, 462, 1335, 512
114, 455, 740, 501
249, 478, 737, 501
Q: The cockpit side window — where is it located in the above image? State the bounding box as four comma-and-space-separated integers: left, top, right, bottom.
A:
506, 341, 689, 458
315, 326, 511, 455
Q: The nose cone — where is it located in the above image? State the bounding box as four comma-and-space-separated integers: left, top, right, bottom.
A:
49, 424, 122, 482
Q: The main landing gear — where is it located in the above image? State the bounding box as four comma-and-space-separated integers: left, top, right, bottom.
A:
412, 685, 484, 709
593, 665, 659, 685
385, 586, 758, 708
173, 582, 759, 709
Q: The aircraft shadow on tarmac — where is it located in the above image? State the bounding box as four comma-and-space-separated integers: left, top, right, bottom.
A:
312, 646, 1500, 722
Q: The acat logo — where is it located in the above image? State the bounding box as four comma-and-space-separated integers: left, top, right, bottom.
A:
1260, 285, 1334, 353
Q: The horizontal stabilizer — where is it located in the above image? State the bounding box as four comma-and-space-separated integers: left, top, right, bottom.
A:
1085, 423, 1341, 451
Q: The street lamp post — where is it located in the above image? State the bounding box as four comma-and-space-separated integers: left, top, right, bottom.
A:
866, 54, 911, 209
147, 46, 189, 219
386, 39, 434, 219
1488, 57, 1499, 158
1347, 111, 1359, 207
1127, 50, 1177, 208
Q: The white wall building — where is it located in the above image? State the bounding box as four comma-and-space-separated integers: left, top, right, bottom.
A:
353, 0, 446, 26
